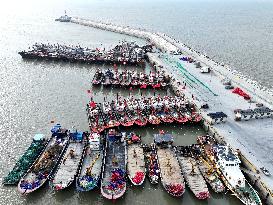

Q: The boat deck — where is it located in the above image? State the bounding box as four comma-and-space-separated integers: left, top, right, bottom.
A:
80, 148, 102, 179
53, 141, 84, 189
127, 144, 145, 183
101, 139, 126, 196
177, 155, 209, 198
157, 148, 184, 186
197, 158, 225, 193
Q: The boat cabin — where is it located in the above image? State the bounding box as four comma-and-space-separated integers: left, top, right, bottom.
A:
70, 131, 84, 141
89, 133, 100, 150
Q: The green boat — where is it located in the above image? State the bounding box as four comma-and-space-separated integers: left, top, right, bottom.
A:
3, 134, 49, 185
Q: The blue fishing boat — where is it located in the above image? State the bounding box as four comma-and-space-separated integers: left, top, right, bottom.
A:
18, 124, 69, 194
101, 129, 127, 200
76, 132, 104, 191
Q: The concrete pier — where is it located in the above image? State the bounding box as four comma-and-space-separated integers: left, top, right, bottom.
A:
70, 17, 273, 204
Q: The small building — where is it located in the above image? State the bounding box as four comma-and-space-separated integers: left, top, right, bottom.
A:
253, 107, 273, 119
200, 66, 211, 73
234, 109, 255, 121
207, 112, 228, 124
235, 107, 272, 121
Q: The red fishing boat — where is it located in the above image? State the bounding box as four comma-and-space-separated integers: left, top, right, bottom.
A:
148, 113, 161, 125
175, 112, 189, 123
192, 112, 202, 122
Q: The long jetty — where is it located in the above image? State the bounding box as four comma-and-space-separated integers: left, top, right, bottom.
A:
69, 17, 273, 203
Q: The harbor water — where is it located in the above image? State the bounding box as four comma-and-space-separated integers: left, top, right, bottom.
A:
1, 0, 272, 204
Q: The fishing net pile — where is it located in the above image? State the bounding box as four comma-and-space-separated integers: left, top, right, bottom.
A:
106, 168, 125, 191
3, 140, 47, 185
132, 171, 145, 184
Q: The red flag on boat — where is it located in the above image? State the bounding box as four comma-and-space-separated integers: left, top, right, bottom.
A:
159, 130, 165, 134
89, 101, 96, 108
129, 87, 133, 91
153, 84, 161, 89
87, 90, 91, 93
140, 84, 147, 89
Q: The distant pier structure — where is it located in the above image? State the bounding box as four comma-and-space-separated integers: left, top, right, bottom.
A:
55, 10, 71, 22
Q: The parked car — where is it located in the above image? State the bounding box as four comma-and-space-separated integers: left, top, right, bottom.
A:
225, 85, 234, 89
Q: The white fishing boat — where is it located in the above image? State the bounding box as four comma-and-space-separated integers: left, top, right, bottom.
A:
127, 144, 145, 185
51, 131, 85, 190
176, 146, 210, 200
55, 11, 71, 22
213, 145, 262, 205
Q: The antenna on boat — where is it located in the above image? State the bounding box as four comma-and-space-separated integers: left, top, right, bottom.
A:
65, 10, 67, 16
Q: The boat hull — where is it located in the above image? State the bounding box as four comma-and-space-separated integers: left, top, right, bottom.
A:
127, 144, 146, 186
51, 140, 85, 191
76, 148, 103, 192
18, 136, 68, 194
100, 132, 127, 200
157, 148, 185, 197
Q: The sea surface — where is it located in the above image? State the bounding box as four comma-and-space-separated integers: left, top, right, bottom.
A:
0, 0, 271, 204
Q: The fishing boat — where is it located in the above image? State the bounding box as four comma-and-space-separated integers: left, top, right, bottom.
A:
55, 11, 71, 22
51, 131, 86, 190
92, 69, 104, 85
213, 145, 262, 205
101, 129, 127, 200
154, 133, 185, 197
197, 157, 225, 193
87, 95, 196, 131
191, 112, 202, 122
19, 41, 149, 65
134, 111, 148, 126
160, 108, 174, 123
143, 143, 160, 184
3, 134, 48, 185
198, 136, 262, 205
176, 146, 210, 200
18, 124, 69, 194
148, 112, 161, 125
121, 108, 135, 127
102, 69, 113, 87
175, 111, 189, 123
127, 134, 145, 185
76, 132, 104, 191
